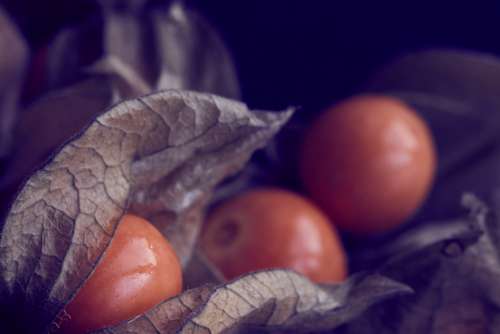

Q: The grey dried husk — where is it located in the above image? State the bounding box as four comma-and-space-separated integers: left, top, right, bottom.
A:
0, 89, 294, 333
40, 0, 240, 101
0, 7, 28, 159
0, 0, 239, 219
337, 195, 500, 334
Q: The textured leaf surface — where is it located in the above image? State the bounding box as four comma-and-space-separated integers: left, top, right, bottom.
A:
338, 196, 500, 333
44, 1, 239, 99
0, 0, 240, 219
178, 270, 410, 334
0, 90, 291, 333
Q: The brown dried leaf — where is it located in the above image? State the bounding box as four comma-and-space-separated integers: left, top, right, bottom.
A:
44, 1, 240, 99
151, 2, 240, 97
0, 90, 292, 333
0, 7, 28, 158
178, 270, 411, 334
0, 1, 241, 218
338, 195, 497, 334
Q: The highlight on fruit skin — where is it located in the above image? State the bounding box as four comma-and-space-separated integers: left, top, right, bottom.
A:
300, 94, 436, 235
200, 188, 347, 283
55, 214, 182, 334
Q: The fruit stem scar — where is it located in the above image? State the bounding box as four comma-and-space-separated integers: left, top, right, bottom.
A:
214, 219, 239, 246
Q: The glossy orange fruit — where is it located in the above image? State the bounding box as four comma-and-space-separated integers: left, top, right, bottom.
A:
201, 188, 347, 283
58, 214, 182, 333
300, 95, 436, 235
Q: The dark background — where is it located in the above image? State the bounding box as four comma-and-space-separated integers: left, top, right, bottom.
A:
4, 0, 500, 112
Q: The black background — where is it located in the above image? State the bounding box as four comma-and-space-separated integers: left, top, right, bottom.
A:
4, 0, 500, 113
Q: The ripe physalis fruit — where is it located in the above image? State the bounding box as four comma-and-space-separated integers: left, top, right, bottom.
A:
300, 95, 436, 235
201, 188, 347, 283
57, 214, 182, 334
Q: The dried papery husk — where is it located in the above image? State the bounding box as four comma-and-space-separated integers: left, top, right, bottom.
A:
338, 195, 500, 334
0, 0, 240, 219
43, 0, 239, 100
0, 90, 292, 333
